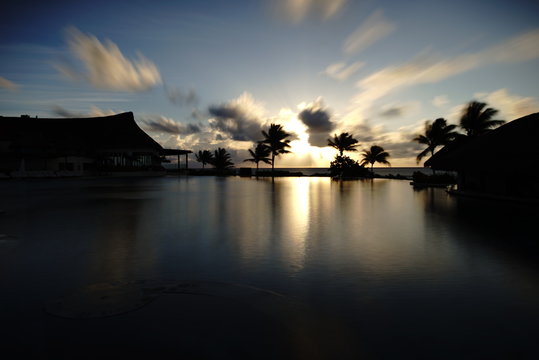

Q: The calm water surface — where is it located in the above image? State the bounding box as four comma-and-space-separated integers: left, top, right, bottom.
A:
1, 176, 538, 358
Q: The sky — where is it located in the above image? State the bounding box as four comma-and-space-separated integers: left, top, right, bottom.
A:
1, 0, 539, 167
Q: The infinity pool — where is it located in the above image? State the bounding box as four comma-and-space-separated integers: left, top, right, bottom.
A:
1, 176, 538, 358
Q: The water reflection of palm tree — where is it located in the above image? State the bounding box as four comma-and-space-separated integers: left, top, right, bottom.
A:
243, 143, 272, 176
327, 132, 359, 156
360, 145, 391, 174
460, 101, 504, 137
195, 150, 214, 169
260, 124, 292, 177
414, 118, 458, 169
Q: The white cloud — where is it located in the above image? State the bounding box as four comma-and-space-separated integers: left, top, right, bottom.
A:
353, 29, 539, 106
57, 27, 161, 92
275, 0, 347, 23
354, 53, 481, 106
482, 29, 539, 63
432, 95, 449, 108
0, 76, 18, 91
343, 10, 395, 54
474, 88, 539, 121
323, 61, 364, 81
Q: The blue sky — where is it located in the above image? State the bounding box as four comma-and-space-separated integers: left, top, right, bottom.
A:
1, 0, 539, 167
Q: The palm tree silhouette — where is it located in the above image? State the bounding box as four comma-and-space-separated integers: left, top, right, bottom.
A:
260, 123, 292, 176
243, 143, 272, 174
211, 147, 234, 171
414, 118, 458, 164
460, 101, 504, 137
360, 145, 391, 174
327, 132, 359, 156
195, 150, 214, 169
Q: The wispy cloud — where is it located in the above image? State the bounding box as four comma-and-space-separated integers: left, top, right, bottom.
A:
138, 115, 201, 135
474, 88, 539, 121
165, 85, 199, 106
432, 95, 449, 108
323, 61, 364, 81
343, 10, 395, 55
0, 77, 19, 91
51, 105, 118, 118
56, 27, 161, 92
353, 29, 539, 106
274, 0, 347, 23
379, 106, 404, 118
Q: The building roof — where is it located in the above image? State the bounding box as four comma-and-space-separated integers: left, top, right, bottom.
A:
0, 112, 164, 155
425, 112, 539, 171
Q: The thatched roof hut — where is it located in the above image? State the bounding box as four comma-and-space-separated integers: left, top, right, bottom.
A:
426, 112, 539, 171
425, 113, 539, 199
0, 112, 190, 175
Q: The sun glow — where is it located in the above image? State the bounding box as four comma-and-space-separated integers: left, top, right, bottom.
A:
273, 107, 342, 167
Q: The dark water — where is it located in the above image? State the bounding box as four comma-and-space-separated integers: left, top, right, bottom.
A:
1, 176, 538, 358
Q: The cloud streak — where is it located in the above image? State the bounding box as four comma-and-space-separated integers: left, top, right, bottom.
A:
354, 29, 539, 106
165, 85, 199, 106
56, 27, 161, 92
475, 88, 539, 121
51, 105, 118, 118
343, 10, 395, 54
323, 61, 364, 81
138, 115, 201, 135
275, 0, 347, 23
0, 77, 18, 91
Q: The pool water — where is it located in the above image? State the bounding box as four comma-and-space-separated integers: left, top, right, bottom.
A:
1, 176, 538, 358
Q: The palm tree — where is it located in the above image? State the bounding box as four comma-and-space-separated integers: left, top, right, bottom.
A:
195, 150, 213, 169
459, 101, 504, 137
327, 132, 359, 156
360, 145, 391, 174
414, 118, 458, 164
211, 148, 234, 171
243, 143, 272, 174
260, 123, 292, 176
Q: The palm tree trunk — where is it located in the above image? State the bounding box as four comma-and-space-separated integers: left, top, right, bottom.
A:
430, 149, 435, 175
271, 154, 275, 177
256, 162, 259, 178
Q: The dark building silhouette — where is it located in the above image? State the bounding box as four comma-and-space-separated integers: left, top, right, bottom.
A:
425, 112, 539, 199
0, 112, 191, 177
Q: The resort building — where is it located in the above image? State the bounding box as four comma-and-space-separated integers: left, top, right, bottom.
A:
0, 112, 191, 177
425, 112, 539, 199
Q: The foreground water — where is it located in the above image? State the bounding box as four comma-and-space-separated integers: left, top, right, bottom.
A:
1, 176, 538, 358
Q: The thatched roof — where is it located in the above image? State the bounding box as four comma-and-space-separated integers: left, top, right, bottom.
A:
0, 112, 163, 155
425, 112, 539, 171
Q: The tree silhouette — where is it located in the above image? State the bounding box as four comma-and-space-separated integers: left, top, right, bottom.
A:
260, 123, 292, 176
460, 101, 504, 137
210, 147, 234, 171
195, 150, 214, 169
327, 132, 359, 156
243, 143, 272, 174
414, 118, 458, 164
360, 145, 391, 174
